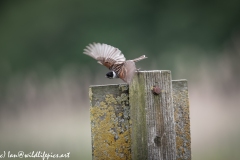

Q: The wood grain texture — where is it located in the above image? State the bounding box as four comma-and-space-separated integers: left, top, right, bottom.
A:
89, 72, 192, 160
172, 80, 191, 160
129, 70, 177, 160
89, 84, 131, 160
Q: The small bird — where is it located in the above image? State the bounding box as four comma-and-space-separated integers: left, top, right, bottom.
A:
83, 43, 147, 83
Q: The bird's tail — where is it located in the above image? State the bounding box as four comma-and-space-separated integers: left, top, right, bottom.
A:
132, 55, 147, 62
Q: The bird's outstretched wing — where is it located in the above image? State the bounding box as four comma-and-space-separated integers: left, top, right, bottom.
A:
83, 43, 126, 69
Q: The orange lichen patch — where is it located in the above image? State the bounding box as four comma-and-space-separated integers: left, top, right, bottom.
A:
90, 94, 131, 160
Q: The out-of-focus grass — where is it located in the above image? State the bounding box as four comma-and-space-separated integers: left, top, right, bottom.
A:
179, 51, 240, 160
0, 52, 240, 160
0, 67, 92, 160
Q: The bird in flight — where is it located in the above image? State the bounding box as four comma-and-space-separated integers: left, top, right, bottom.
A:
83, 43, 147, 84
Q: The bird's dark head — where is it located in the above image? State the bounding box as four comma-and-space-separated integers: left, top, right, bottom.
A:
106, 71, 117, 79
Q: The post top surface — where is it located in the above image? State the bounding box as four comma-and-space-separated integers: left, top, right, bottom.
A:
172, 79, 187, 82
137, 70, 171, 73
89, 83, 127, 88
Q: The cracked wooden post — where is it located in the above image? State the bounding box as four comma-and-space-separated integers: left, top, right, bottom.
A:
130, 70, 177, 160
89, 70, 191, 160
172, 80, 191, 159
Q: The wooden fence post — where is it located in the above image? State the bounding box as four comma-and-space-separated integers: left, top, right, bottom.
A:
89, 71, 191, 160
130, 70, 176, 160
89, 84, 131, 160
172, 80, 191, 159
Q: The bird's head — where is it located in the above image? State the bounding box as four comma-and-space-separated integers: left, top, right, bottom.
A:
106, 71, 117, 79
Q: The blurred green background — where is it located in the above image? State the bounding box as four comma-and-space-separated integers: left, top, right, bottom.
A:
1, 0, 240, 159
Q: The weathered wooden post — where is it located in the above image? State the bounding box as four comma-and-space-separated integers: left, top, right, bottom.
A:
89, 70, 191, 160
89, 84, 131, 159
172, 80, 191, 159
130, 70, 176, 160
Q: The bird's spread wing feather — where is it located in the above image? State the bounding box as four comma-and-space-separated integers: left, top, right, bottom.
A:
132, 55, 148, 62
83, 43, 126, 69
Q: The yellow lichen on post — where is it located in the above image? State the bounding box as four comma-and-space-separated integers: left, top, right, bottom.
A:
88, 74, 192, 160
90, 84, 131, 160
172, 80, 191, 160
